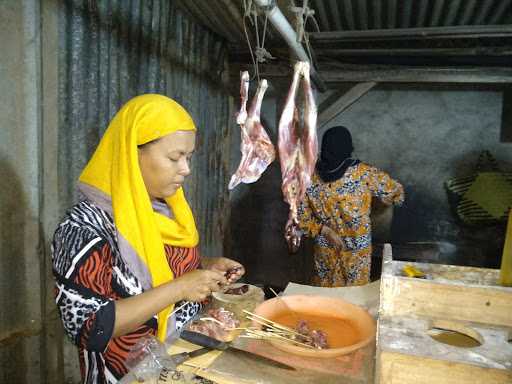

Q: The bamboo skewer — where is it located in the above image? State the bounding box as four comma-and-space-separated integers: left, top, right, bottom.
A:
245, 315, 307, 339
242, 311, 317, 351
199, 317, 225, 326
170, 301, 190, 317
245, 315, 277, 329
244, 332, 314, 349
243, 328, 315, 349
208, 309, 319, 349
268, 287, 303, 323
243, 309, 312, 341
244, 310, 297, 333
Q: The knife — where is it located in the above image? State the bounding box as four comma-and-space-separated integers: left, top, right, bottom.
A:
180, 330, 296, 371
168, 346, 212, 366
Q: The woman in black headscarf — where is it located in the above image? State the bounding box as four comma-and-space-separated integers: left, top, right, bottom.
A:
298, 126, 404, 287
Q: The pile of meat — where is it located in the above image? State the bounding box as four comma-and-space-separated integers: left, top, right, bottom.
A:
224, 266, 243, 281
295, 320, 328, 349
223, 284, 249, 295
187, 308, 240, 342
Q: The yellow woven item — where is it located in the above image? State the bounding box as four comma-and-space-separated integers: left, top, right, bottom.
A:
463, 172, 512, 219
79, 94, 199, 341
445, 151, 512, 225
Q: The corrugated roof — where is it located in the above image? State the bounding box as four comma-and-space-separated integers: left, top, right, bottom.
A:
306, 0, 511, 31
178, 0, 512, 38
177, 0, 512, 80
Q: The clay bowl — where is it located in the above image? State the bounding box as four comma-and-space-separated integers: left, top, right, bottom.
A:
252, 295, 376, 358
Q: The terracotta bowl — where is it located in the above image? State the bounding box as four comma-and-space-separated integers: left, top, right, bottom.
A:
252, 295, 376, 358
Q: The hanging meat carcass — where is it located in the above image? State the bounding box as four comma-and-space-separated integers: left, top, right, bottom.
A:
300, 62, 318, 192
229, 72, 276, 190
278, 64, 303, 252
278, 62, 318, 253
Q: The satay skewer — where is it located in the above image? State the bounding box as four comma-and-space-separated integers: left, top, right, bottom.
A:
243, 310, 312, 341
242, 329, 315, 349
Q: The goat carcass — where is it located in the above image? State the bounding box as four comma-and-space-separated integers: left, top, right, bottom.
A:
278, 62, 318, 253
229, 72, 275, 190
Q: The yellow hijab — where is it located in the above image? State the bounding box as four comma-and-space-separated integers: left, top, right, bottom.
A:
79, 94, 199, 341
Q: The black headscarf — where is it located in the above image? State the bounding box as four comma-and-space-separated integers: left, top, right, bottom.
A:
316, 126, 360, 183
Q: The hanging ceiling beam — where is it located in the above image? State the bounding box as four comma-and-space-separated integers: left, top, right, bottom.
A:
310, 25, 512, 43
318, 82, 377, 129
315, 47, 512, 56
321, 64, 512, 84
232, 62, 512, 84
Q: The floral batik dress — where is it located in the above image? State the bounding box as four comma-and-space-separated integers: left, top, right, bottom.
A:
298, 162, 404, 287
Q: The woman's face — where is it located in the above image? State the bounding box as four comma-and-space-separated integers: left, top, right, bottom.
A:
138, 130, 196, 200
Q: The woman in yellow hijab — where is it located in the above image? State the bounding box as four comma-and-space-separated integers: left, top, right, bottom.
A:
52, 94, 244, 382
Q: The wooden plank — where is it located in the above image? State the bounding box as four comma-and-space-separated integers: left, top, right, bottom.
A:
378, 351, 512, 384
380, 276, 512, 327
310, 25, 512, 42
230, 63, 512, 84
379, 245, 512, 327
315, 47, 512, 56
318, 82, 376, 129
321, 64, 512, 84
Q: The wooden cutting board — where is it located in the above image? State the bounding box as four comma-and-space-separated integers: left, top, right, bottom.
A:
165, 339, 230, 383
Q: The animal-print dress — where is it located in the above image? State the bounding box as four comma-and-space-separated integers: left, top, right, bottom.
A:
52, 199, 201, 383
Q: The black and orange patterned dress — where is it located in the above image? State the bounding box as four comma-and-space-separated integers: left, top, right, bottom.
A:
298, 162, 404, 287
52, 199, 201, 383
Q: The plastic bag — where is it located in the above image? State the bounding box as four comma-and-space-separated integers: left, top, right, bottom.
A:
119, 335, 179, 383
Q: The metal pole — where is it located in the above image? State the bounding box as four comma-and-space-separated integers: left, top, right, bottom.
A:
254, 0, 327, 92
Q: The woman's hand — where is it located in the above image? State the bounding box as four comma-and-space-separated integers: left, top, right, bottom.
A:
113, 269, 226, 337
172, 269, 227, 302
321, 225, 344, 250
202, 257, 245, 284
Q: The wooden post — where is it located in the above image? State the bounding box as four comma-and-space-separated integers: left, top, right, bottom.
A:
501, 87, 512, 142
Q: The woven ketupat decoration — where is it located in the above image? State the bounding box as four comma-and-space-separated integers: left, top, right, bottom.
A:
445, 151, 512, 225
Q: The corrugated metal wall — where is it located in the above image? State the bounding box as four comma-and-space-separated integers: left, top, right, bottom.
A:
59, 0, 232, 258
57, 2, 233, 380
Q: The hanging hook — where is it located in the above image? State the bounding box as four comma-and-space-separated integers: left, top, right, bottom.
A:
242, 0, 276, 82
